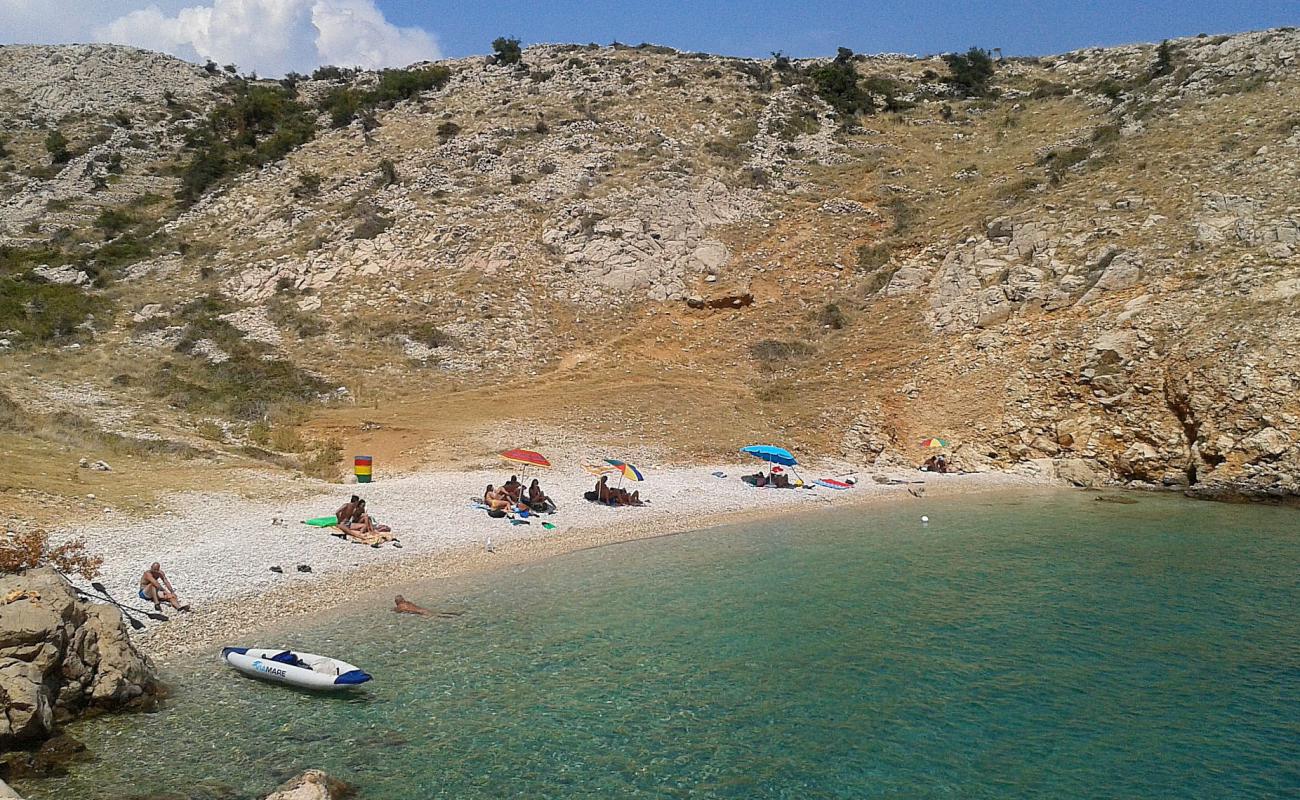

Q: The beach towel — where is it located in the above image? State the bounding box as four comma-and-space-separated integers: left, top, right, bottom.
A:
304, 516, 339, 527
815, 479, 853, 490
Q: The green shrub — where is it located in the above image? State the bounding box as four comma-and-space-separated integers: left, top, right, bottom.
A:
267, 294, 326, 337
44, 129, 71, 164
943, 48, 996, 96
1151, 40, 1175, 79
750, 339, 814, 368
377, 158, 398, 186
318, 66, 450, 129
149, 296, 328, 420
311, 65, 356, 81
352, 205, 393, 239
94, 208, 136, 237
856, 243, 892, 271
0, 276, 104, 343
292, 171, 322, 198
1030, 81, 1071, 99
492, 37, 523, 66
810, 47, 874, 120
176, 82, 317, 203
816, 302, 849, 330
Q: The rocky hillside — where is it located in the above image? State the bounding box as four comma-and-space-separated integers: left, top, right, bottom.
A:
1, 30, 1298, 521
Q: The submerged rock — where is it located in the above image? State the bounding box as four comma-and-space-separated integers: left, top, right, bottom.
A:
0, 568, 160, 750
263, 770, 352, 800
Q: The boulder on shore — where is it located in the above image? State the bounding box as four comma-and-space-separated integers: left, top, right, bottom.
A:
0, 568, 160, 750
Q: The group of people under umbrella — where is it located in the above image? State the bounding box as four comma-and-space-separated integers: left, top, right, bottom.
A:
479, 438, 954, 518
484, 449, 648, 513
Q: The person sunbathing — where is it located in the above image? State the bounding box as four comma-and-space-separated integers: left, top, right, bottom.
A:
527, 479, 555, 512
595, 475, 613, 504
616, 489, 645, 506
484, 484, 513, 513
139, 562, 189, 612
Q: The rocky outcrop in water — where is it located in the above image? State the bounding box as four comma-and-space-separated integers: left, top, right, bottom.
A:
263, 770, 351, 800
0, 568, 159, 750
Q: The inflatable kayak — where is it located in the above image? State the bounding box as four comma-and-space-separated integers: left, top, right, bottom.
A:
221, 647, 372, 691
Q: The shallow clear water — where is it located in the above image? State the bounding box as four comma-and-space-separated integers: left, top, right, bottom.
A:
25, 491, 1300, 799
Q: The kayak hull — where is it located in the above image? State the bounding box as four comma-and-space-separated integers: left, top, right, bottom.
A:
222, 647, 372, 691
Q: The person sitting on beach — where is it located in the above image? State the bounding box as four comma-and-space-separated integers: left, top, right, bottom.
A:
920, 455, 939, 472
393, 595, 432, 616
339, 500, 398, 547
502, 475, 524, 504
334, 494, 361, 534
139, 562, 189, 612
526, 479, 555, 512
484, 484, 513, 513
595, 475, 613, 504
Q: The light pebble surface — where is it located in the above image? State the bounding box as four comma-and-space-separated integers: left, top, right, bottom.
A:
53, 464, 1052, 664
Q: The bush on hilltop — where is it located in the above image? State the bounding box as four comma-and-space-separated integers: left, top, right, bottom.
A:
943, 48, 996, 96
492, 37, 523, 66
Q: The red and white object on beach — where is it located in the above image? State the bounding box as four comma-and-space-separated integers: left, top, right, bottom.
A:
814, 478, 853, 490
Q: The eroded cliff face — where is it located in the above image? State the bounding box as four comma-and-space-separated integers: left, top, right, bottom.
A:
0, 32, 1296, 507
0, 568, 159, 750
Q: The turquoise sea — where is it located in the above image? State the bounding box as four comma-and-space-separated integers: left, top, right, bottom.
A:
22, 490, 1300, 799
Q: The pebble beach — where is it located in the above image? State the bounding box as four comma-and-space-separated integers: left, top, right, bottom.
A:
55, 463, 1051, 663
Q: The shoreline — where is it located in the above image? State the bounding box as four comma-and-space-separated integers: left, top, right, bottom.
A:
53, 464, 1055, 666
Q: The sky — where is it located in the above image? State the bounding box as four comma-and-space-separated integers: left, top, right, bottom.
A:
0, 0, 1296, 75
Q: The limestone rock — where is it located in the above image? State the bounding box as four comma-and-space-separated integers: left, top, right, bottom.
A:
0, 568, 159, 749
263, 770, 351, 800
1054, 458, 1105, 488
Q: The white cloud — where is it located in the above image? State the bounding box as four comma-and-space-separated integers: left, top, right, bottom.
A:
311, 1, 439, 70
82, 0, 438, 75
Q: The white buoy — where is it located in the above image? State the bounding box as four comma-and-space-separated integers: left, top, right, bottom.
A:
921, 515, 930, 524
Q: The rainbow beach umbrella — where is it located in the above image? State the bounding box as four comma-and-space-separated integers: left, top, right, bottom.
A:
918, 437, 949, 449
603, 459, 644, 482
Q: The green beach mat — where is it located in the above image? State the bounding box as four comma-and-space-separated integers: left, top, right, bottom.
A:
304, 516, 339, 527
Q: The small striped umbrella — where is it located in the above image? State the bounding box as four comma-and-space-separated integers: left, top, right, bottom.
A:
918, 438, 949, 448
604, 459, 644, 483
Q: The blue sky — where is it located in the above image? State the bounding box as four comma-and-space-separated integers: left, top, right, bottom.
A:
1, 1, 1296, 76
385, 0, 1299, 58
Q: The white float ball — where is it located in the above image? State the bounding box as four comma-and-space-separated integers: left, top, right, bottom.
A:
921, 515, 930, 523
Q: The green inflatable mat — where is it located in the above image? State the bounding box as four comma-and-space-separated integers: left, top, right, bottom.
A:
304, 516, 340, 527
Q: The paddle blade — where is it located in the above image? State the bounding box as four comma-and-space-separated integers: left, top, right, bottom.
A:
146, 612, 169, 622
126, 616, 145, 630
92, 581, 108, 594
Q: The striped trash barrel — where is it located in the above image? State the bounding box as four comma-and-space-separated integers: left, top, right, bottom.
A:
354, 455, 373, 484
